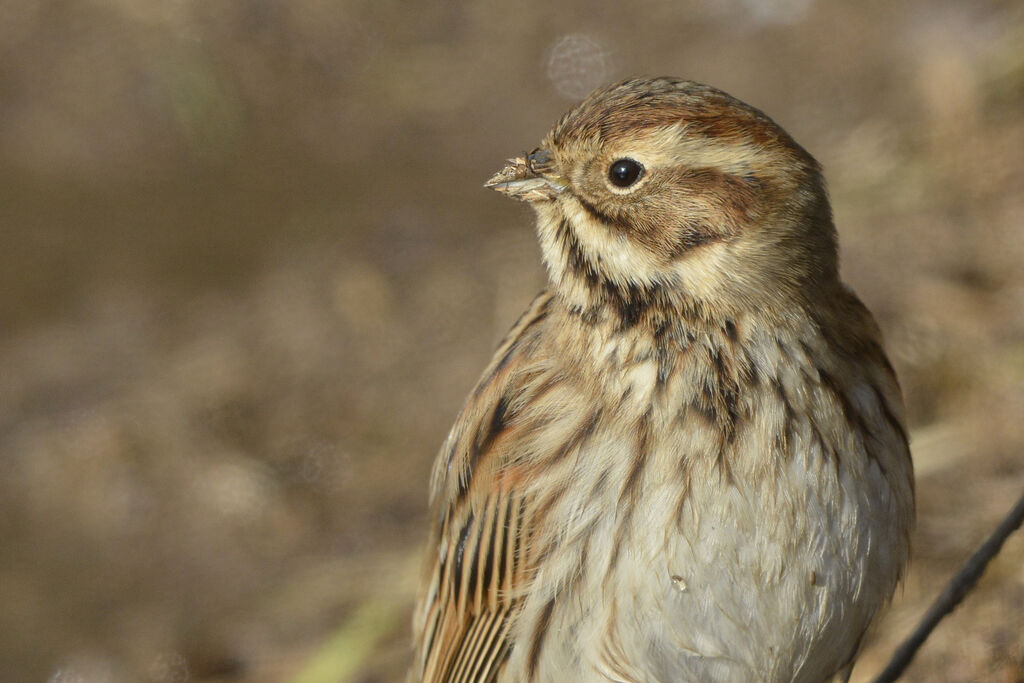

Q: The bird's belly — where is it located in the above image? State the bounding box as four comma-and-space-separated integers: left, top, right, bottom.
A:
507, 439, 902, 683
593, 445, 896, 682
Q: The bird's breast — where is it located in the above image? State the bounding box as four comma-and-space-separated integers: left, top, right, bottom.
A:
503, 319, 912, 681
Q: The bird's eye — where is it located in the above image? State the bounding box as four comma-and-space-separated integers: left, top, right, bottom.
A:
608, 158, 644, 188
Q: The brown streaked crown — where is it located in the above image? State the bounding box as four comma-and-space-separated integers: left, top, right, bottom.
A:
550, 77, 799, 152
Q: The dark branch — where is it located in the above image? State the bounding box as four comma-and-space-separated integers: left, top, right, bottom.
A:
872, 488, 1024, 683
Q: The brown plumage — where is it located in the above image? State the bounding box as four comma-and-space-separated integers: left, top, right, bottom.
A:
410, 77, 914, 682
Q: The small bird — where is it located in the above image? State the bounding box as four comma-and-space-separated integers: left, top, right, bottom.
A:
410, 77, 914, 682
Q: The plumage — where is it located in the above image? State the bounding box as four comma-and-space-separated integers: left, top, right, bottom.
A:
411, 77, 914, 682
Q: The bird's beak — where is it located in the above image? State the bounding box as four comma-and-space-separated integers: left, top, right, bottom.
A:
484, 148, 567, 202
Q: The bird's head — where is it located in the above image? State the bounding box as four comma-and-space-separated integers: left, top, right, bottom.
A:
486, 77, 839, 325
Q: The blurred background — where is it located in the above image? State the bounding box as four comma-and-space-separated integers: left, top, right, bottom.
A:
1, 0, 1023, 681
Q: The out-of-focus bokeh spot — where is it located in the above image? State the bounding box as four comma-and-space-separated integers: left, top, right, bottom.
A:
546, 34, 612, 100
1, 1, 1022, 681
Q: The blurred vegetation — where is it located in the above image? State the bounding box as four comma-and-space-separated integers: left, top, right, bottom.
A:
1, 0, 1022, 681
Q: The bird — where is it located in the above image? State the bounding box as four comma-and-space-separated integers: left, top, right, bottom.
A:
409, 77, 914, 683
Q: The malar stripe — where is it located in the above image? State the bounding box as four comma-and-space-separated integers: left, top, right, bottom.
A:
573, 194, 632, 231
557, 217, 601, 287
555, 215, 675, 330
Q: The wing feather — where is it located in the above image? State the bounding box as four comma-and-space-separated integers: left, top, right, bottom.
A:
411, 292, 554, 683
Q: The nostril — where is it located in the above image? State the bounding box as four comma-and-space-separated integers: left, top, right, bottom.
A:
527, 148, 552, 172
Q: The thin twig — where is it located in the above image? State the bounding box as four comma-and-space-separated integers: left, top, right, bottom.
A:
873, 488, 1024, 682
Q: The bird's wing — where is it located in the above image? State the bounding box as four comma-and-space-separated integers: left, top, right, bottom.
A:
412, 292, 554, 683
415, 489, 528, 682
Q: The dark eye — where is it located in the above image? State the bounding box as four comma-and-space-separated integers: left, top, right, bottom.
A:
608, 158, 644, 188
